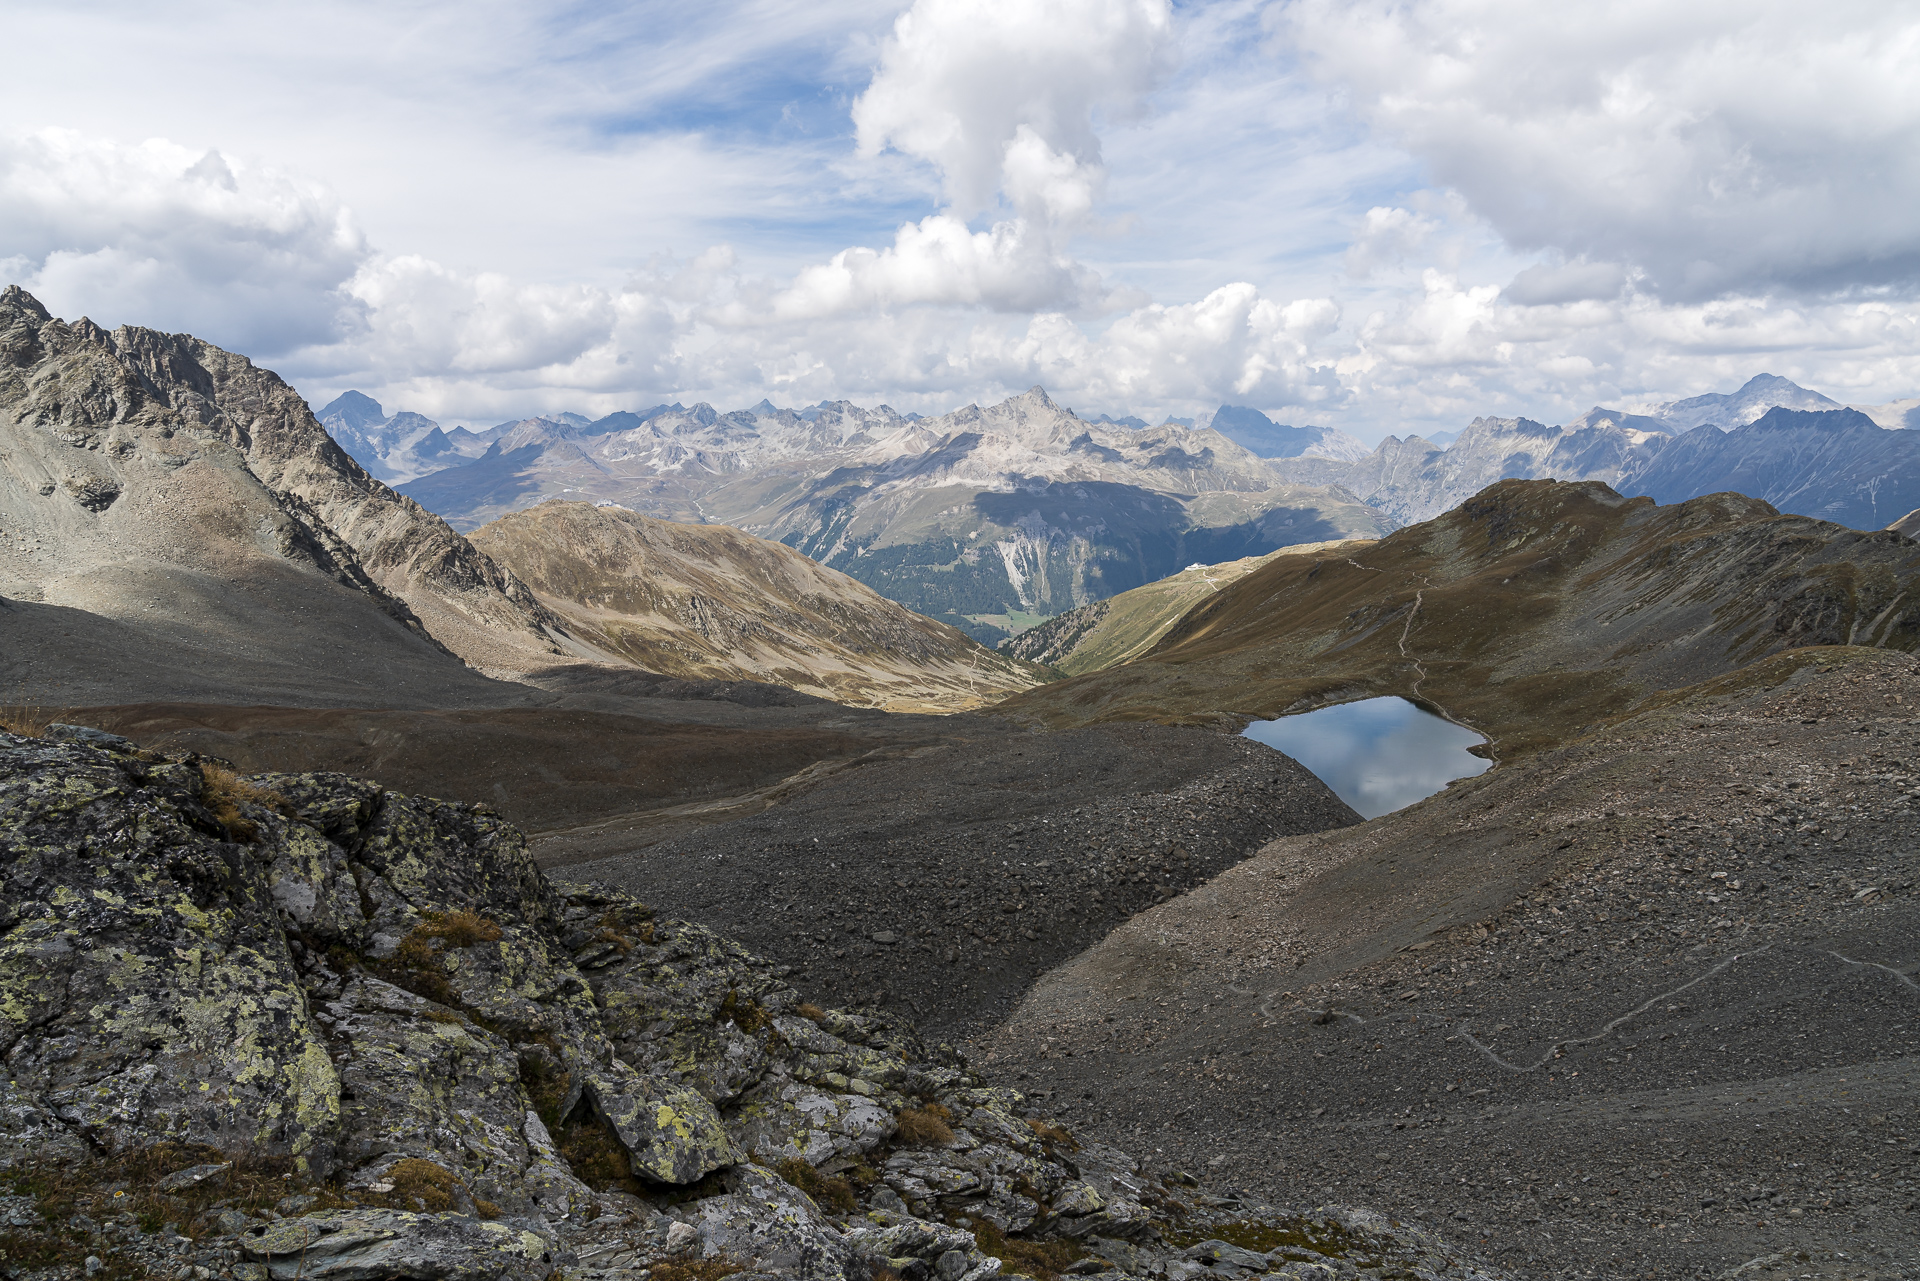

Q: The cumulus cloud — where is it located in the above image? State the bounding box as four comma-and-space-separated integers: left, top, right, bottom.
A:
782, 0, 1177, 317
0, 128, 365, 352
759, 211, 1124, 320
852, 0, 1173, 219
1286, 0, 1920, 300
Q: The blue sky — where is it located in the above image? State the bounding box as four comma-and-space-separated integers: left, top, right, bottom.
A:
2, 0, 1917, 442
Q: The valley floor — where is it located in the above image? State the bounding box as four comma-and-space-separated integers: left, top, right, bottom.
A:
557, 721, 1361, 1036
974, 647, 1920, 1280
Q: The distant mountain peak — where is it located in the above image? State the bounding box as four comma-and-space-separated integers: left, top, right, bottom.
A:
318, 389, 387, 430
1648, 373, 1841, 433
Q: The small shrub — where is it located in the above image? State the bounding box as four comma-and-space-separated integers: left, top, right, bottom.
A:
893, 1106, 954, 1147
555, 1108, 645, 1196
774, 1157, 857, 1214
518, 1039, 573, 1132
198, 764, 288, 843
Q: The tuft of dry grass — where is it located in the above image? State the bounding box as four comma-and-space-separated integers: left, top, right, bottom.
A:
773, 1157, 856, 1213
380, 1158, 458, 1212
969, 1221, 1089, 1281
379, 910, 506, 1007
893, 1105, 954, 1147
0, 1142, 345, 1280
647, 1258, 744, 1281
1024, 1117, 1078, 1151
412, 909, 505, 950
197, 764, 288, 843
0, 703, 50, 737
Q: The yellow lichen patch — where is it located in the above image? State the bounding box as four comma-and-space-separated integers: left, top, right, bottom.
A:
284, 1039, 342, 1144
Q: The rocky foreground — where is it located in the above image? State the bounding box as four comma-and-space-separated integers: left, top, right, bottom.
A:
0, 727, 1508, 1281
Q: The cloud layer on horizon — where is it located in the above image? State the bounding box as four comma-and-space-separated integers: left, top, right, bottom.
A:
0, 0, 1916, 438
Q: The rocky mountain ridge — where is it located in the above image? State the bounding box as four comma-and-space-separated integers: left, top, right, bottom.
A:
2, 290, 1065, 714
997, 540, 1370, 676
998, 479, 1920, 759
1272, 402, 1920, 532
331, 373, 1915, 644
0, 286, 579, 685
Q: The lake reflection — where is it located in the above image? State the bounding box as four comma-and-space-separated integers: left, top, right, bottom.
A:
1241, 696, 1490, 819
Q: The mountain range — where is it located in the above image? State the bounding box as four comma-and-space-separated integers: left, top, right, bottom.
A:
324, 370, 1918, 643
325, 388, 1388, 644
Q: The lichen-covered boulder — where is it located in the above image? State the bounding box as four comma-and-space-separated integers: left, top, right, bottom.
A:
240, 1209, 557, 1280
681, 1165, 861, 1281
0, 736, 342, 1168
726, 1078, 895, 1165
584, 1056, 739, 1185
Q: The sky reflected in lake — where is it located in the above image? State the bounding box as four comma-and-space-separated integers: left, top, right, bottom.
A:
1241, 696, 1491, 819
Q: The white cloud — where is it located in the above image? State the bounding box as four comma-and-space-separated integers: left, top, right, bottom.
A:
772, 0, 1178, 317
852, 0, 1174, 220
1285, 0, 1920, 300
0, 128, 364, 351
1344, 206, 1440, 279
3, 4, 1919, 443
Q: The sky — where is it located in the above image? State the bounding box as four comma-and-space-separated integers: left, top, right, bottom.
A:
2, 0, 1918, 443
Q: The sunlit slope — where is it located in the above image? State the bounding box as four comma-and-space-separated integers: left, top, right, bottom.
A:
1003, 538, 1373, 675
995, 479, 1920, 756
470, 501, 1051, 713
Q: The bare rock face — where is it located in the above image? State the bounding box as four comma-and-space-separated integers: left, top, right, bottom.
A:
0, 729, 1512, 1281
0, 285, 573, 678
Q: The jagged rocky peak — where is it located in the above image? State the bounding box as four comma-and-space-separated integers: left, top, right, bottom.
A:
0, 726, 1514, 1281
0, 289, 570, 678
